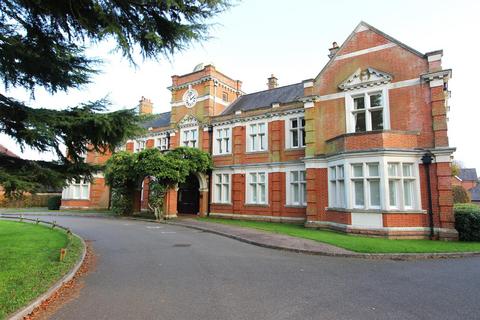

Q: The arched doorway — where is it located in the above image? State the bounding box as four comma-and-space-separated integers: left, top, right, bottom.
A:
177, 173, 200, 215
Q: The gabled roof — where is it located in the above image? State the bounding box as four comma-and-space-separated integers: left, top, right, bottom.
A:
459, 168, 478, 182
142, 111, 171, 129
221, 83, 304, 115
315, 21, 425, 81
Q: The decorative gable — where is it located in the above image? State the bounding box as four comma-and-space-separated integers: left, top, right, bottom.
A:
338, 68, 393, 91
177, 114, 200, 129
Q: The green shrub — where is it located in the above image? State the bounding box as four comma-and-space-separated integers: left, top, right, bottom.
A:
452, 185, 470, 203
455, 203, 480, 241
47, 195, 62, 210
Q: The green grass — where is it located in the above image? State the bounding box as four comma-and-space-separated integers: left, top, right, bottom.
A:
0, 220, 83, 319
0, 207, 115, 216
197, 217, 480, 254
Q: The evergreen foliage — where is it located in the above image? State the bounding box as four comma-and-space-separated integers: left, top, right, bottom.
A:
0, 0, 229, 196
453, 185, 470, 204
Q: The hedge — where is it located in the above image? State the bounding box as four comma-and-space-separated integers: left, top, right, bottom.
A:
454, 203, 480, 241
0, 193, 60, 208
47, 195, 62, 210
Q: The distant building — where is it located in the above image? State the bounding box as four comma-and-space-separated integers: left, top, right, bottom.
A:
61, 21, 457, 239
452, 168, 480, 203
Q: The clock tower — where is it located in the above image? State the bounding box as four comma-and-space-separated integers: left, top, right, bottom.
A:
168, 63, 243, 152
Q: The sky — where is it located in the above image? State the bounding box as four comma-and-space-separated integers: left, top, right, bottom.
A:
1, 0, 479, 171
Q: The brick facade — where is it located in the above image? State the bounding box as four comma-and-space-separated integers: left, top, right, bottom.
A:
61, 22, 457, 239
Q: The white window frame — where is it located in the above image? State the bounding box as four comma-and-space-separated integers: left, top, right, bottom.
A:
213, 173, 231, 204
62, 179, 90, 200
180, 127, 199, 148
286, 170, 307, 206
328, 165, 346, 208
286, 116, 306, 149
345, 87, 390, 133
326, 155, 422, 212
155, 135, 169, 151
350, 162, 381, 210
246, 171, 268, 205
387, 162, 418, 210
135, 139, 146, 152
246, 121, 268, 152
213, 126, 232, 155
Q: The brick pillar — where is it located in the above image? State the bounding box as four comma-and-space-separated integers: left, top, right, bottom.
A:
435, 162, 458, 240
305, 167, 328, 223
164, 187, 178, 219
199, 190, 208, 217
430, 85, 449, 147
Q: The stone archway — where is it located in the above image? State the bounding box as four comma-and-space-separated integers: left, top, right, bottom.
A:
163, 172, 209, 218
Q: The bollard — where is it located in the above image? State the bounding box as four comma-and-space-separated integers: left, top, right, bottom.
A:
59, 248, 67, 262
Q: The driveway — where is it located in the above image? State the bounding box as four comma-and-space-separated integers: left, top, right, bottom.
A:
30, 216, 480, 320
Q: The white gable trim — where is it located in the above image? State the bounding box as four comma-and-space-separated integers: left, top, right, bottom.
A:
335, 43, 397, 61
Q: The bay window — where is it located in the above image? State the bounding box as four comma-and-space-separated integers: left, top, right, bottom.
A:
248, 122, 267, 152
247, 172, 267, 204
214, 173, 230, 203
387, 162, 416, 210
327, 157, 420, 211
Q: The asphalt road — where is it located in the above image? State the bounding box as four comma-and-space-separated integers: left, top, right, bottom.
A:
33, 216, 480, 320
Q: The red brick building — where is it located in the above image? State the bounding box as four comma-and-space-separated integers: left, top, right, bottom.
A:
61, 22, 457, 239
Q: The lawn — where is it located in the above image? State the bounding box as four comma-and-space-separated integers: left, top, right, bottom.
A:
0, 207, 114, 216
0, 220, 83, 319
197, 217, 480, 254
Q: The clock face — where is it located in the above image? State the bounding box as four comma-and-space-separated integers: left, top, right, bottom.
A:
183, 88, 198, 108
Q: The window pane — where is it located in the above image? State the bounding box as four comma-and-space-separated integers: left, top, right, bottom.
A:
260, 184, 266, 203
216, 184, 222, 202
300, 182, 306, 205
301, 117, 305, 128
354, 111, 366, 132
330, 181, 337, 206
291, 119, 298, 128
339, 181, 345, 207
338, 166, 344, 179
259, 134, 265, 150
291, 171, 299, 182
404, 180, 414, 208
354, 181, 365, 207
251, 184, 257, 203
368, 163, 379, 177
389, 180, 398, 207
292, 129, 299, 147
388, 163, 399, 176
299, 171, 306, 181
259, 173, 266, 183
293, 183, 299, 203
369, 180, 380, 207
223, 184, 229, 202
353, 164, 363, 177
371, 109, 383, 130
354, 96, 365, 109
301, 128, 305, 146
370, 93, 382, 107
258, 123, 265, 133
329, 167, 336, 180
403, 163, 413, 177
224, 174, 229, 184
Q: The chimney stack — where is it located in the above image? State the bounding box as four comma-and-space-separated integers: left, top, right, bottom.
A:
328, 42, 339, 59
138, 96, 153, 114
267, 74, 278, 90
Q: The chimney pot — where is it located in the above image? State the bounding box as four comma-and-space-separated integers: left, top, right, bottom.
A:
267, 74, 278, 90
328, 41, 340, 59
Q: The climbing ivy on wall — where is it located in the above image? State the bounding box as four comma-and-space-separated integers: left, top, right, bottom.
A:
104, 147, 212, 216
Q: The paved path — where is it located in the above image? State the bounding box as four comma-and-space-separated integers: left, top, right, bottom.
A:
170, 218, 355, 255
25, 216, 480, 320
